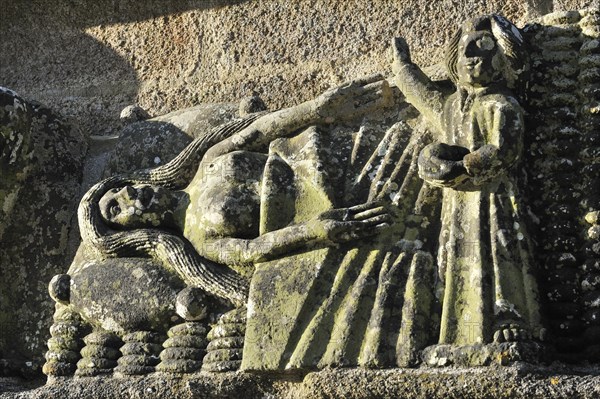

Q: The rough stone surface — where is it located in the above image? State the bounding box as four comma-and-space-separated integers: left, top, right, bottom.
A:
1, 365, 600, 398
67, 256, 185, 334
119, 105, 150, 125
103, 103, 238, 176
522, 8, 600, 361
1, 1, 599, 396
0, 88, 87, 376
0, 0, 594, 137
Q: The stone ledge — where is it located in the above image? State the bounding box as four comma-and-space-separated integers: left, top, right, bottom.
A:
2, 364, 599, 399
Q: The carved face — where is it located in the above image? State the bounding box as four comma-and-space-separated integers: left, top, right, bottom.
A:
456, 30, 502, 87
98, 184, 176, 228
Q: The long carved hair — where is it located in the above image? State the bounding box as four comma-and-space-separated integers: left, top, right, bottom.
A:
78, 114, 263, 307
445, 14, 530, 96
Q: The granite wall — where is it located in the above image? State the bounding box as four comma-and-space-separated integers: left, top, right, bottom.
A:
1, 0, 592, 138
0, 0, 597, 377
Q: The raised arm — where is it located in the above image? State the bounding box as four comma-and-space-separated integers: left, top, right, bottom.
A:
202, 76, 392, 164
391, 37, 446, 135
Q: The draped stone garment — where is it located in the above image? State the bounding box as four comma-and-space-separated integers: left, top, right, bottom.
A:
242, 119, 442, 371
435, 87, 543, 345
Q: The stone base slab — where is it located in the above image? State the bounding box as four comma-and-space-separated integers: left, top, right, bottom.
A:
1, 364, 599, 399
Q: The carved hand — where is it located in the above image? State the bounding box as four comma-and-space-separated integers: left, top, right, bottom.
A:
310, 201, 392, 244
417, 142, 470, 188
391, 37, 412, 75
462, 144, 501, 182
314, 75, 392, 123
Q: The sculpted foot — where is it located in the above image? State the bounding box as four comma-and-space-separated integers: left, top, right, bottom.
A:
493, 323, 533, 343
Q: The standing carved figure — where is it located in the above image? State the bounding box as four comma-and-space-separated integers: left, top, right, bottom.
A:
392, 15, 544, 347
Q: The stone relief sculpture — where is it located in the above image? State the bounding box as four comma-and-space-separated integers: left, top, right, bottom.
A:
42, 8, 599, 379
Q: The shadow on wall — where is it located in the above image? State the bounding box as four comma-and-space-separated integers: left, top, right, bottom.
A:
3, 0, 249, 28
0, 0, 247, 135
0, 0, 246, 378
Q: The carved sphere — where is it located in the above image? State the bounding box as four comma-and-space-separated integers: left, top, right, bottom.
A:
176, 287, 208, 321
120, 104, 150, 124
49, 274, 71, 305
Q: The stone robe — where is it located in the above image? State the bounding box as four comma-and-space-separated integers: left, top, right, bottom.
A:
435, 87, 543, 345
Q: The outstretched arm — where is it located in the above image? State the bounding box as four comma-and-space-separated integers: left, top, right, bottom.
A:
391, 38, 446, 135
198, 202, 391, 266
202, 76, 392, 164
